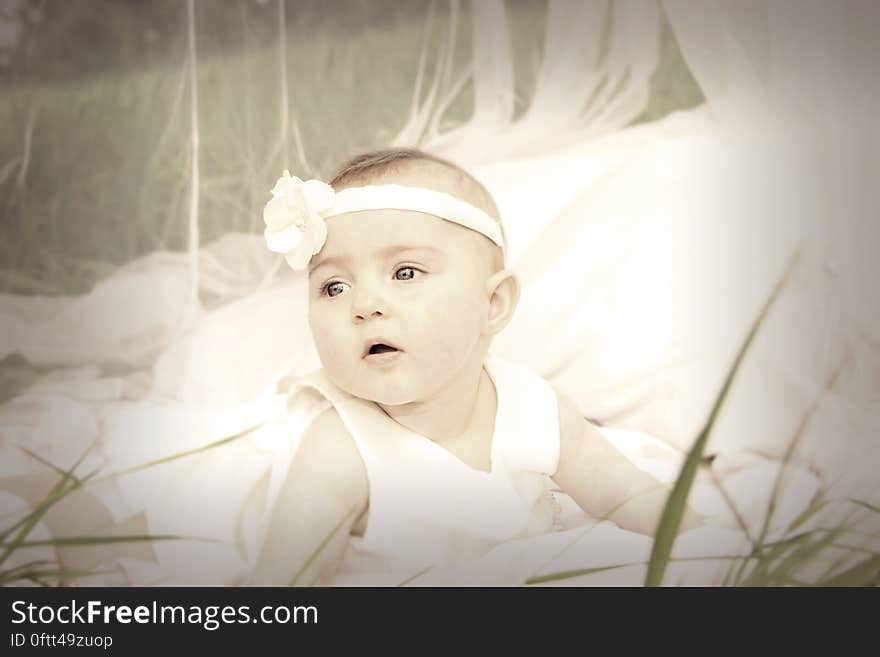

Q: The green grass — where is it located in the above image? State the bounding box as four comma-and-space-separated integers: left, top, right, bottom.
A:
525, 254, 880, 587
0, 419, 263, 586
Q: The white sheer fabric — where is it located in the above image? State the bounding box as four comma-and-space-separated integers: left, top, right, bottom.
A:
1, 1, 877, 585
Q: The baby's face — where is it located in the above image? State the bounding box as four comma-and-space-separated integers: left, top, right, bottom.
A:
308, 208, 495, 406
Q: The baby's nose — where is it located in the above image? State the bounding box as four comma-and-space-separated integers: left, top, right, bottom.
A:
354, 307, 384, 322
352, 291, 386, 322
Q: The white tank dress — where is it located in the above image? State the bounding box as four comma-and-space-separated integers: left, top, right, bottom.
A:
289, 356, 567, 585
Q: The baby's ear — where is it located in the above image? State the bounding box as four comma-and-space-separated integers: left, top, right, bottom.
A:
484, 269, 520, 336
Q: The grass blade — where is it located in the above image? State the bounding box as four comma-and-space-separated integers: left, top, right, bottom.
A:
290, 508, 356, 587
847, 498, 880, 515
17, 447, 88, 486
0, 468, 100, 544
527, 563, 640, 584
530, 554, 754, 585
395, 566, 435, 587
644, 427, 710, 586
0, 444, 96, 567
821, 555, 880, 587
1, 567, 116, 586
1, 533, 192, 548
753, 531, 839, 586
786, 494, 829, 534
0, 559, 54, 585
98, 423, 258, 480
644, 252, 799, 586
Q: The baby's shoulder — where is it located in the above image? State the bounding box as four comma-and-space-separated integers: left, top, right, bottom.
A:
304, 403, 351, 439
295, 404, 368, 510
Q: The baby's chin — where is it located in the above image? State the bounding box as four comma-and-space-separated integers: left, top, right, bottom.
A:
329, 374, 417, 407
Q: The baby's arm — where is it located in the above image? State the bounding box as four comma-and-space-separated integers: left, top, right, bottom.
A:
551, 389, 703, 536
249, 408, 368, 586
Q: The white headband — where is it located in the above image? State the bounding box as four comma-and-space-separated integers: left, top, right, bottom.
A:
263, 171, 504, 271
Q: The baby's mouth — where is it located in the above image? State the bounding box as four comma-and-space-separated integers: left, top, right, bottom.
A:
362, 340, 403, 358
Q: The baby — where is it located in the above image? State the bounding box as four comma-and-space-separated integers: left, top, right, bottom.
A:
251, 148, 700, 585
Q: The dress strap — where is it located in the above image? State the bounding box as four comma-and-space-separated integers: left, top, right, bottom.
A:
486, 357, 560, 476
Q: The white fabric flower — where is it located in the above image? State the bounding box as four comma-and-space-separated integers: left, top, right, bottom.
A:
263, 170, 335, 270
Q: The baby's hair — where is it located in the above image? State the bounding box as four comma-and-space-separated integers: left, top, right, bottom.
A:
329, 147, 507, 269
330, 148, 497, 216
330, 148, 443, 187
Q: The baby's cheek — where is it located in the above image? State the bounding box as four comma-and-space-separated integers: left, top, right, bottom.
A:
311, 320, 347, 367
437, 289, 485, 329
424, 306, 483, 361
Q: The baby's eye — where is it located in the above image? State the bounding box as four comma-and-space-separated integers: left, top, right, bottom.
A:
322, 281, 349, 298
394, 266, 420, 281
